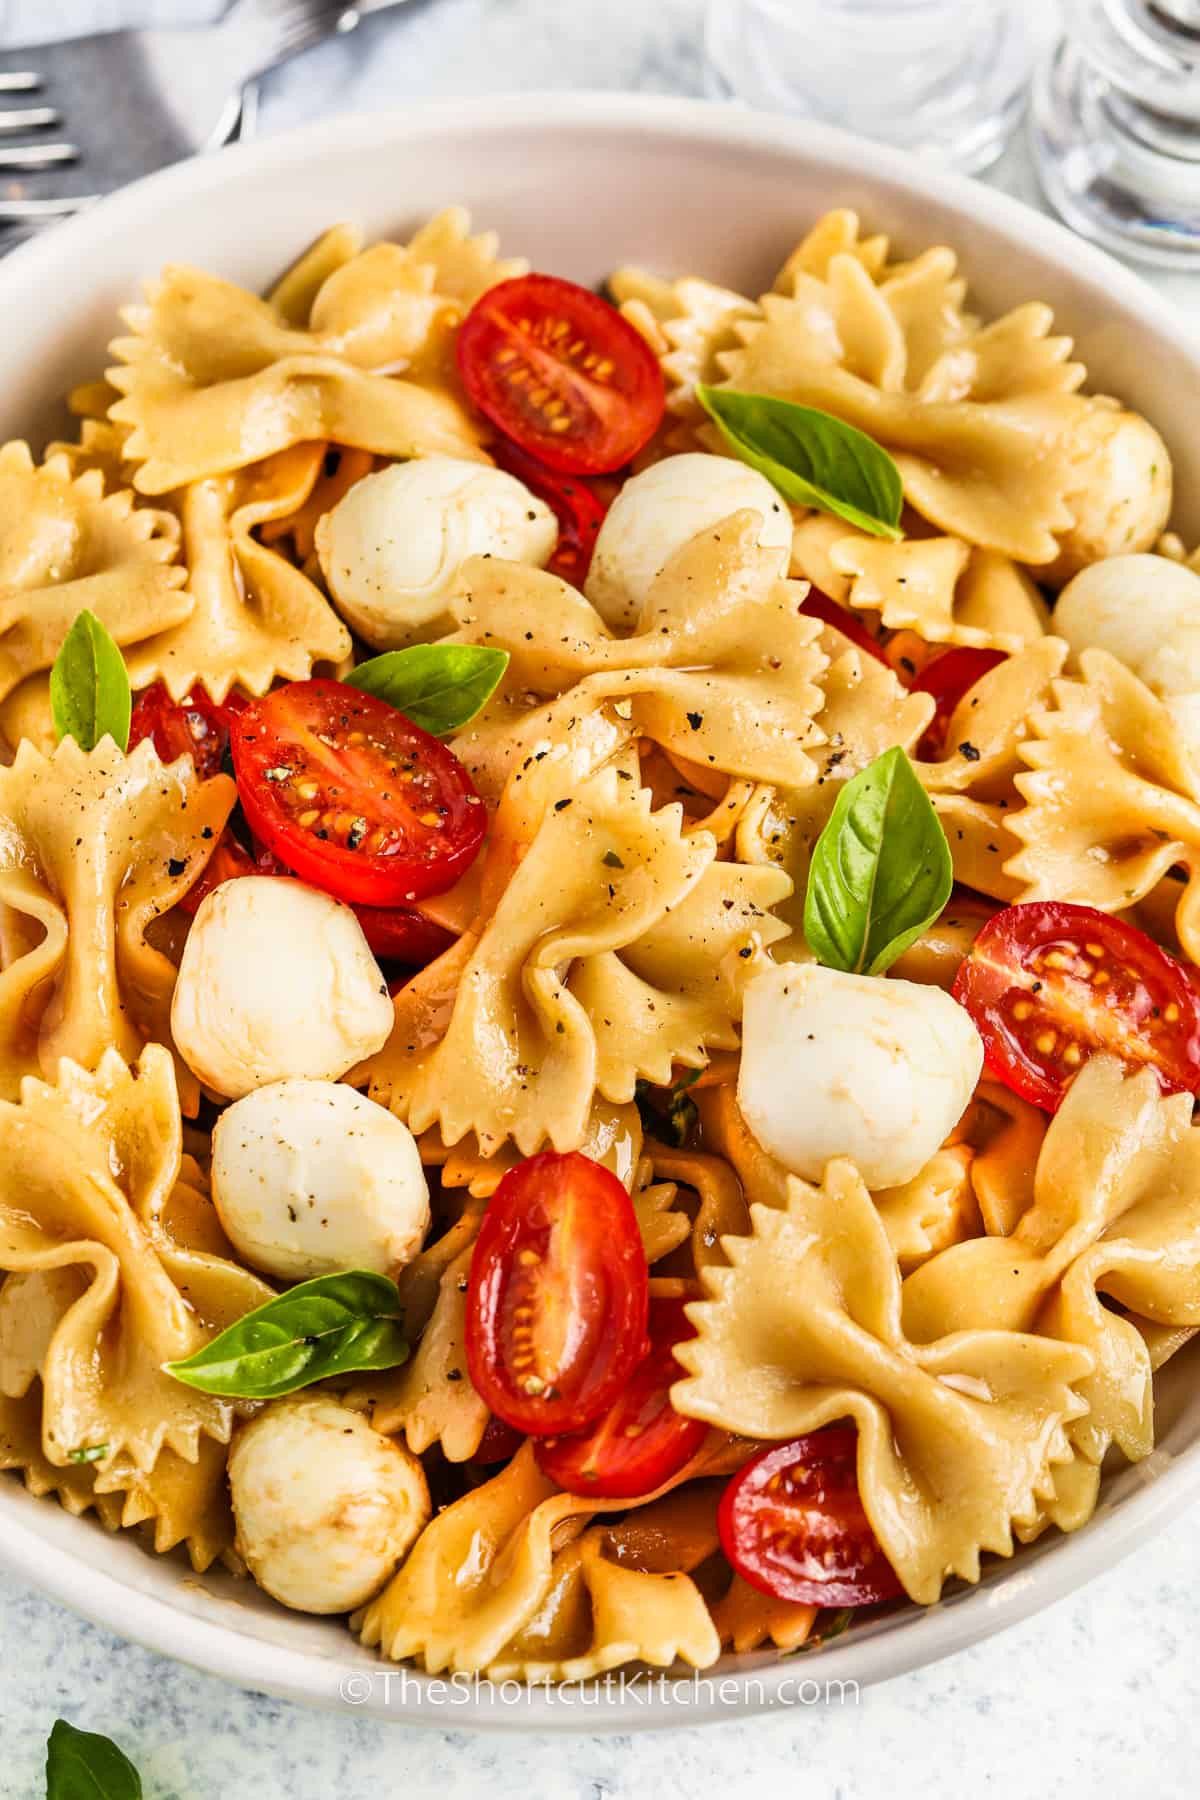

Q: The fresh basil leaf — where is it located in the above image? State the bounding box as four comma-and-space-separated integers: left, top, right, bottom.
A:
695, 383, 903, 540
48, 610, 132, 753
67, 1444, 109, 1466
164, 1270, 409, 1400
804, 746, 952, 976
46, 1719, 142, 1800
344, 644, 509, 735
794, 1608, 855, 1654
635, 1068, 702, 1148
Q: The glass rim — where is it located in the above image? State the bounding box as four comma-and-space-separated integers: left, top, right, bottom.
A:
745, 0, 982, 19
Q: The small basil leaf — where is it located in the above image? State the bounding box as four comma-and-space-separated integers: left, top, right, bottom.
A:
695, 383, 903, 540
804, 746, 952, 976
164, 1270, 409, 1400
635, 1068, 702, 1148
46, 1719, 142, 1800
344, 644, 509, 735
67, 1444, 109, 1466
48, 610, 132, 753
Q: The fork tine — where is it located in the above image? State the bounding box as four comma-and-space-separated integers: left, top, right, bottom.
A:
0, 73, 41, 93
0, 108, 60, 132
0, 143, 78, 169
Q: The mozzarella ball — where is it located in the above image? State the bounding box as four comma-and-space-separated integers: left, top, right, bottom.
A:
1055, 552, 1200, 757
584, 452, 792, 629
171, 878, 393, 1099
229, 1397, 431, 1614
738, 963, 983, 1190
314, 455, 557, 648
1043, 407, 1171, 587
211, 1080, 430, 1282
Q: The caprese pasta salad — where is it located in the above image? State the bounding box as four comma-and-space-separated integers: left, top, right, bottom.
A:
1, 203, 1197, 1681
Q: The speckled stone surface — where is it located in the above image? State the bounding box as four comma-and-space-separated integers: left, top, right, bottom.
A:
2, 2, 1200, 1794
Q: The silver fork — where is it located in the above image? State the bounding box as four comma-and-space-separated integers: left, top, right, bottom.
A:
0, 0, 418, 229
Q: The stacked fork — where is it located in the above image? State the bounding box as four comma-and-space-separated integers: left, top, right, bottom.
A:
0, 0, 415, 239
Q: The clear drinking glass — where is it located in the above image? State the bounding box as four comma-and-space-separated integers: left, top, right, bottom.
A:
1032, 0, 1200, 266
703, 0, 1034, 175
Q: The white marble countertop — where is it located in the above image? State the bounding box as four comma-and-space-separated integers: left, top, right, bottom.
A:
2, 2, 1200, 1795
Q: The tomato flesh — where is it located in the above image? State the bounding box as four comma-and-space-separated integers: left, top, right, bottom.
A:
489, 434, 608, 585
952, 901, 1200, 1111
465, 1151, 649, 1436
230, 678, 485, 907
456, 273, 665, 476
351, 902, 455, 966
911, 647, 1008, 760
717, 1426, 903, 1607
534, 1299, 707, 1497
472, 1415, 525, 1466
129, 681, 245, 780
177, 831, 257, 916
800, 588, 889, 666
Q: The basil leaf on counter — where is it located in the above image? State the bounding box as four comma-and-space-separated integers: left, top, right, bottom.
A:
804, 746, 952, 976
165, 1270, 409, 1400
695, 383, 903, 539
45, 1720, 142, 1800
344, 644, 509, 735
49, 610, 132, 753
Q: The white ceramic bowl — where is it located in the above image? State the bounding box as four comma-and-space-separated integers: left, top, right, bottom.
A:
2, 93, 1199, 1731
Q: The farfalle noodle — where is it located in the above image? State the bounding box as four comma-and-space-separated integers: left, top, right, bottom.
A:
0, 442, 188, 744
107, 251, 487, 494
449, 512, 828, 795
364, 754, 790, 1154
1008, 649, 1200, 960
126, 444, 353, 701
0, 737, 234, 1107
901, 1057, 1200, 1475
672, 1163, 1091, 1602
0, 1047, 271, 1475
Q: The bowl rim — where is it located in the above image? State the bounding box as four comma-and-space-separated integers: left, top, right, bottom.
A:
2, 87, 1199, 1731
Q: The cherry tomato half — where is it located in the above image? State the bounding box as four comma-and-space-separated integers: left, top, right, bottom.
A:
534, 1298, 707, 1498
177, 831, 257, 917
910, 647, 1008, 761
472, 1415, 526, 1466
952, 901, 1200, 1111
456, 273, 666, 476
230, 679, 486, 907
489, 434, 608, 585
129, 681, 245, 781
717, 1426, 903, 1608
465, 1151, 649, 1436
800, 588, 889, 666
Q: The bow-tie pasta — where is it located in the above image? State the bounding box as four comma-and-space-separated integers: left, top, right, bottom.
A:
363, 754, 791, 1155
0, 736, 234, 1108
107, 249, 487, 494
0, 1048, 271, 1477
0, 441, 189, 748
672, 1164, 1091, 1602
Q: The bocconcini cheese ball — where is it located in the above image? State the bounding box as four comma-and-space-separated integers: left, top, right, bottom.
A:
170, 877, 394, 1099
211, 1079, 431, 1283
738, 963, 984, 1190
314, 454, 558, 648
583, 452, 792, 629
228, 1397, 431, 1614
1054, 550, 1200, 751
1044, 406, 1172, 587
